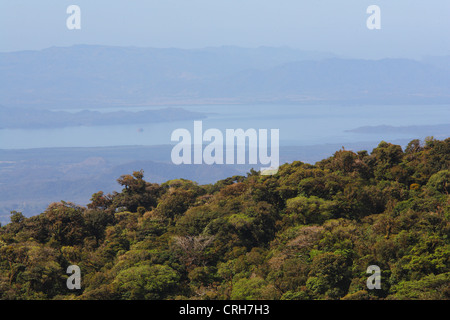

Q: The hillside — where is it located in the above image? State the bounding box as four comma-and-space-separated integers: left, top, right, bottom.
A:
0, 141, 419, 225
0, 137, 449, 300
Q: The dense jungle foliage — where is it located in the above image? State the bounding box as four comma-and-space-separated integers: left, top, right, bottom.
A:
0, 137, 449, 300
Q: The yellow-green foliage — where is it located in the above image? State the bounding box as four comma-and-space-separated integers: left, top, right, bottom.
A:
0, 138, 449, 300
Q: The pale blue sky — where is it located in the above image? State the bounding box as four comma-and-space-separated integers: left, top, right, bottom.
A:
1, 0, 449, 59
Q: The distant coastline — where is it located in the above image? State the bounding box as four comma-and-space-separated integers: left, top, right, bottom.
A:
0, 105, 207, 129
347, 123, 450, 136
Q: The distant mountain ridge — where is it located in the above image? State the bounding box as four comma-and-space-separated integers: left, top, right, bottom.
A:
1, 45, 449, 109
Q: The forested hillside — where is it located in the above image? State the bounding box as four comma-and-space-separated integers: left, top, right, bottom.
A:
0, 137, 449, 300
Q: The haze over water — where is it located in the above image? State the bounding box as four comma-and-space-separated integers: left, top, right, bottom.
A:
1, 104, 448, 150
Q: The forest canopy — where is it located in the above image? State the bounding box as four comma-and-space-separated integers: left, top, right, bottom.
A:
0, 137, 449, 300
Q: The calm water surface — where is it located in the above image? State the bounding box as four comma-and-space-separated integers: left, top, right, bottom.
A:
0, 104, 449, 149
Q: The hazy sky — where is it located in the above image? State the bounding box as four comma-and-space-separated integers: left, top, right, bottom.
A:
1, 0, 449, 59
